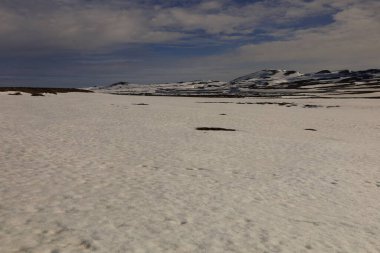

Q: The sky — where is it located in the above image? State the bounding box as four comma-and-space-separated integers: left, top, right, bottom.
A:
0, 0, 379, 87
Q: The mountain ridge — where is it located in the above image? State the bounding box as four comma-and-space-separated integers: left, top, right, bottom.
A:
89, 68, 380, 98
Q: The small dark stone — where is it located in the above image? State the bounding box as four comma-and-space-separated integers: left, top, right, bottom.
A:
304, 128, 317, 131
303, 104, 322, 108
80, 240, 92, 249
196, 127, 236, 131
31, 93, 44, 96
9, 92, 22, 95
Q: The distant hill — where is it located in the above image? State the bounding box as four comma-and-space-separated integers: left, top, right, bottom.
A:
89, 69, 380, 98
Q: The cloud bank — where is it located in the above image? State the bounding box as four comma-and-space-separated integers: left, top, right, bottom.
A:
0, 0, 379, 86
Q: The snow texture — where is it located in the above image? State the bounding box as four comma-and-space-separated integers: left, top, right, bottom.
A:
1, 92, 380, 252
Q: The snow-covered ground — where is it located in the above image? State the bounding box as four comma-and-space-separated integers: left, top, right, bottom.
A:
1, 92, 380, 253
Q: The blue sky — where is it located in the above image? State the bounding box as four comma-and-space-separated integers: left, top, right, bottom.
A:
0, 0, 379, 87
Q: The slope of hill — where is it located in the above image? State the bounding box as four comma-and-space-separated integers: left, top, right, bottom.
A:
89, 80, 229, 97
89, 69, 380, 98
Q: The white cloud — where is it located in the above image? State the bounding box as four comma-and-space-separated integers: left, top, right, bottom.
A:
178, 0, 380, 75
0, 0, 348, 52
0, 0, 379, 85
153, 8, 249, 34
0, 6, 185, 51
198, 1, 224, 11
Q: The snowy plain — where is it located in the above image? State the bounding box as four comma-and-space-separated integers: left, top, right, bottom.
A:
0, 92, 380, 253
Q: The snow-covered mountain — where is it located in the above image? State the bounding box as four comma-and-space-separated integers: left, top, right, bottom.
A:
89, 69, 380, 98
230, 69, 380, 89
89, 80, 229, 96
230, 69, 303, 88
